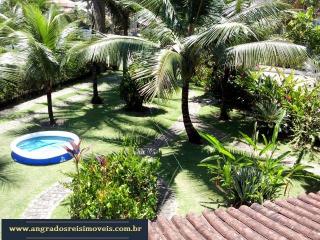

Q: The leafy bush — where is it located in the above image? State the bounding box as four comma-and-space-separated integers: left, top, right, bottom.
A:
252, 100, 287, 137
282, 83, 320, 148
211, 69, 257, 112
120, 72, 146, 111
191, 61, 213, 89
237, 69, 320, 147
287, 7, 320, 56
66, 147, 160, 219
119, 60, 149, 111
199, 122, 316, 207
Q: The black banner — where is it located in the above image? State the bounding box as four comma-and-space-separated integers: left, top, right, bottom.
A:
2, 219, 148, 240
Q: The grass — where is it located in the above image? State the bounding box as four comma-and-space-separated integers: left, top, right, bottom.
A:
1, 77, 319, 220
53, 93, 320, 218
0, 72, 183, 219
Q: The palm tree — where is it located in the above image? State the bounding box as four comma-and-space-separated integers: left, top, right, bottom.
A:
89, 0, 134, 104
89, 0, 107, 104
0, 4, 74, 125
92, 0, 106, 33
0, 3, 155, 124
129, 0, 222, 143
135, 0, 308, 143
189, 0, 308, 120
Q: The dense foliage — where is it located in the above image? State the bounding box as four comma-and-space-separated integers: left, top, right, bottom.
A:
66, 147, 160, 219
287, 7, 320, 56
199, 123, 318, 206
119, 61, 148, 111
235, 69, 320, 149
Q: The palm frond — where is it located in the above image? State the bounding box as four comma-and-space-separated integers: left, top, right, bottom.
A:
227, 41, 308, 68
188, 22, 257, 48
68, 34, 156, 65
137, 48, 182, 99
134, 0, 179, 25
226, 0, 289, 24
0, 51, 26, 85
134, 8, 177, 46
0, 160, 16, 189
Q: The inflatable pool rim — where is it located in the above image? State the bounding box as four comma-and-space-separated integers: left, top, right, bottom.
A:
10, 131, 79, 166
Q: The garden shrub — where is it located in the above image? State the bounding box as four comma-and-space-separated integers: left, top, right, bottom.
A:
282, 83, 320, 149
287, 7, 320, 56
211, 69, 256, 112
66, 147, 160, 219
235, 69, 320, 145
120, 61, 149, 111
191, 60, 213, 89
120, 72, 146, 111
199, 121, 319, 207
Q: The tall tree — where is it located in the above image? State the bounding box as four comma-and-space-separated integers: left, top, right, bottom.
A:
131, 0, 221, 143
0, 3, 155, 124
0, 4, 73, 125
90, 0, 107, 104
135, 0, 308, 143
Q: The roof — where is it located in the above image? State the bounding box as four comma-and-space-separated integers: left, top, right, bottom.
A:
149, 192, 320, 240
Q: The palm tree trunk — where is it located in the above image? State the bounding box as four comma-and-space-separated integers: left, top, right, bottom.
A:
122, 13, 129, 75
46, 84, 55, 125
181, 66, 202, 144
220, 67, 230, 120
91, 65, 102, 104
181, 24, 202, 144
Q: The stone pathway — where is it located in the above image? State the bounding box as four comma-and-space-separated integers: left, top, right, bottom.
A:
22, 182, 71, 219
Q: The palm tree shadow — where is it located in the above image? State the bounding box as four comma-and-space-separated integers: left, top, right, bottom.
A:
6, 75, 172, 149
158, 138, 224, 209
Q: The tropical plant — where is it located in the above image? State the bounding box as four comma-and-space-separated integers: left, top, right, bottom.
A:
0, 4, 78, 125
0, 3, 155, 122
252, 100, 287, 136
134, 0, 308, 144
199, 120, 318, 206
282, 83, 320, 149
287, 7, 320, 56
119, 60, 149, 111
66, 147, 160, 219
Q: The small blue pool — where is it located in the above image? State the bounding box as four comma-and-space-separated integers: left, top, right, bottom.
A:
11, 131, 80, 166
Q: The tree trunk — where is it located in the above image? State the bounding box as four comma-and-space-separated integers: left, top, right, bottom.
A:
46, 84, 55, 125
91, 65, 103, 104
219, 67, 230, 120
122, 13, 129, 75
181, 66, 202, 144
180, 25, 202, 144
92, 0, 106, 33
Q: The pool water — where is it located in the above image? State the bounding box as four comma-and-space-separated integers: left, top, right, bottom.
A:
17, 136, 73, 152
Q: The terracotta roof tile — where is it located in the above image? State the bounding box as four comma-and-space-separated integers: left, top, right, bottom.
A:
204, 210, 245, 240
227, 207, 286, 240
240, 205, 306, 240
275, 199, 320, 224
149, 193, 320, 240
186, 213, 225, 240
287, 197, 320, 215
298, 195, 320, 209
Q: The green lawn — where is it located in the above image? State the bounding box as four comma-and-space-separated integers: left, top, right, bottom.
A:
53, 92, 320, 218
1, 74, 319, 220
0, 72, 182, 219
